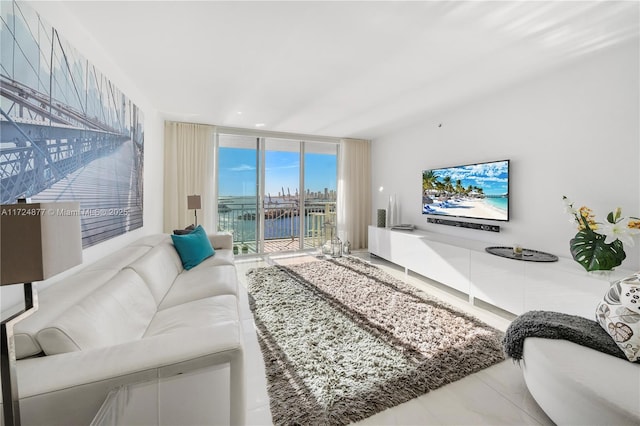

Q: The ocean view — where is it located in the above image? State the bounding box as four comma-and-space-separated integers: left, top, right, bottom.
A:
216, 144, 338, 249
218, 195, 335, 244
485, 197, 508, 212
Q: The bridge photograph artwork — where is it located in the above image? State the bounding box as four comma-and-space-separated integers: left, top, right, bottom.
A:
1, 0, 144, 248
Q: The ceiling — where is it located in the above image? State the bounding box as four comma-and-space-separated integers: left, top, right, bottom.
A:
57, 1, 639, 139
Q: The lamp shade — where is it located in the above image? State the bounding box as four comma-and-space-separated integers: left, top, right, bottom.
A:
1, 202, 83, 285
187, 195, 201, 210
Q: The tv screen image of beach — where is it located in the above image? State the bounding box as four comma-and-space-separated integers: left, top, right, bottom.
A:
422, 159, 509, 221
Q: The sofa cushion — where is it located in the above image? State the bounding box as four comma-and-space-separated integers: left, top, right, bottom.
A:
197, 249, 234, 267
208, 233, 233, 250
158, 265, 238, 310
173, 224, 195, 235
36, 269, 157, 355
171, 225, 215, 270
82, 245, 152, 272
14, 268, 120, 359
127, 234, 171, 248
126, 242, 183, 305
596, 272, 640, 362
145, 295, 238, 337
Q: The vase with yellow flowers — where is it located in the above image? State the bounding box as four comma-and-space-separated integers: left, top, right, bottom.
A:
563, 196, 640, 272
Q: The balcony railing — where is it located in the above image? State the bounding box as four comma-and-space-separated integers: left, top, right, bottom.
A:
217, 199, 336, 253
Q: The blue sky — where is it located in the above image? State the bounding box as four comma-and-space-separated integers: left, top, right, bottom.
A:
428, 160, 509, 196
218, 148, 336, 196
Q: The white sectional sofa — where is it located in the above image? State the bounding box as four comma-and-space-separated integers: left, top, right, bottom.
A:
516, 271, 640, 425
522, 337, 640, 425
3, 233, 247, 425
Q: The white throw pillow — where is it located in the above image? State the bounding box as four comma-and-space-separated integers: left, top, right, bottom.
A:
596, 272, 640, 362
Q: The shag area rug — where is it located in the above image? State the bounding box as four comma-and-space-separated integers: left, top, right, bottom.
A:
247, 257, 505, 425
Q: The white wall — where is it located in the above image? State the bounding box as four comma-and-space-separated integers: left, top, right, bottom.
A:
1, 1, 165, 314
372, 41, 640, 272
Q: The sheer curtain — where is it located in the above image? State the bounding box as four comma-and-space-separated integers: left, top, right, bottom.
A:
163, 121, 216, 232
337, 138, 371, 249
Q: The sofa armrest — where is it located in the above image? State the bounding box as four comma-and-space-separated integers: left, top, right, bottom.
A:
521, 337, 640, 424
209, 233, 233, 250
18, 322, 241, 398
16, 322, 244, 425
17, 321, 246, 424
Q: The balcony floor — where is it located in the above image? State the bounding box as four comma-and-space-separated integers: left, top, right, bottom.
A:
236, 237, 325, 255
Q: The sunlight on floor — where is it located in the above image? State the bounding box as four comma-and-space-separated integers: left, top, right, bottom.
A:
236, 249, 553, 426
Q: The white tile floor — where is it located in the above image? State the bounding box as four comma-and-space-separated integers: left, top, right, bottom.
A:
236, 250, 554, 426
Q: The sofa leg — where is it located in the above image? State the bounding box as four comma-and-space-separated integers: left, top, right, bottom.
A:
229, 348, 245, 426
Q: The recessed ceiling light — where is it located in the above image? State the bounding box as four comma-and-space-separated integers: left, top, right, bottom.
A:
255, 123, 265, 127
237, 111, 242, 115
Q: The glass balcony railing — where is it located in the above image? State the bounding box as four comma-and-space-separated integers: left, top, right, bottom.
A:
217, 198, 336, 254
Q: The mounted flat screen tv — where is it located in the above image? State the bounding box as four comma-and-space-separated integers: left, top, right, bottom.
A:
422, 159, 510, 222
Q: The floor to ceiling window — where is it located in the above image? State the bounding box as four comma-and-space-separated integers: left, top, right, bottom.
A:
217, 131, 338, 254
217, 134, 259, 253
303, 141, 338, 250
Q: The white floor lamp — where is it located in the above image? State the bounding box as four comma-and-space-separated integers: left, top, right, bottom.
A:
1, 201, 82, 426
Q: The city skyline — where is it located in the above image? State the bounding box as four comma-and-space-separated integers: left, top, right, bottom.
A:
218, 148, 337, 197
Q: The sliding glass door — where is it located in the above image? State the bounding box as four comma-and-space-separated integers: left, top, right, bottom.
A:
217, 134, 259, 254
262, 138, 301, 252
303, 142, 337, 250
217, 132, 337, 254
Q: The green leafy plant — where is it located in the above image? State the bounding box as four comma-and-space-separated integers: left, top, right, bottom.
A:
563, 196, 639, 272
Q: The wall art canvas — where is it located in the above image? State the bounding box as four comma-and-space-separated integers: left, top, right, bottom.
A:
0, 1, 144, 248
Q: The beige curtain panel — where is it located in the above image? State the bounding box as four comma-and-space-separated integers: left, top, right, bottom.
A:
337, 138, 371, 250
163, 121, 216, 233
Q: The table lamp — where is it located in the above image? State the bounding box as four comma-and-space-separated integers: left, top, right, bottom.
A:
1, 201, 82, 426
187, 195, 201, 226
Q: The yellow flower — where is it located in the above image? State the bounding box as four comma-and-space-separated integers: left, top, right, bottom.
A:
564, 197, 639, 244
579, 206, 595, 220
628, 219, 640, 230
628, 219, 640, 238
577, 206, 598, 230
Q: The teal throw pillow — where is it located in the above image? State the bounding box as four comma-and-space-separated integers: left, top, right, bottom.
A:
171, 225, 215, 270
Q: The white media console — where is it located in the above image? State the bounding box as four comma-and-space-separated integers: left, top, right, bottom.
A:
368, 226, 634, 319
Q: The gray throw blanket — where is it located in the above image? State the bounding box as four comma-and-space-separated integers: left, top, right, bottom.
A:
503, 310, 628, 361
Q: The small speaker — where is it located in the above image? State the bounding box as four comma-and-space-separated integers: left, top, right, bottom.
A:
376, 209, 387, 227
